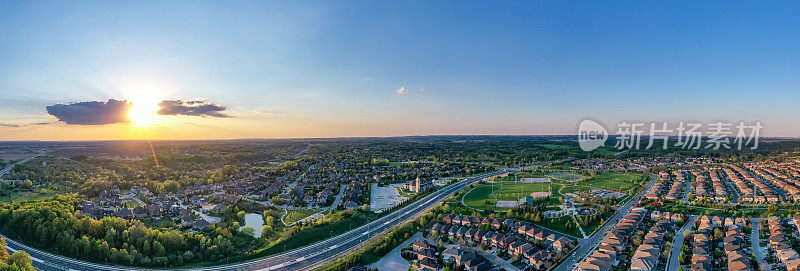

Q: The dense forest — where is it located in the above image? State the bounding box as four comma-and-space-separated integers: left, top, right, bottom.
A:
0, 195, 240, 267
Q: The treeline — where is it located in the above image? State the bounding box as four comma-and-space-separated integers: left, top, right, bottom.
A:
0, 195, 240, 267
0, 238, 35, 271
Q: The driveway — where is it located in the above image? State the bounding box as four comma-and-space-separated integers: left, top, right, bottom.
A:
476, 250, 521, 271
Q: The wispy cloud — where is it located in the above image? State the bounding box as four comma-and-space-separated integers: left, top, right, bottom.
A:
397, 86, 408, 95
0, 122, 50, 128
254, 110, 276, 115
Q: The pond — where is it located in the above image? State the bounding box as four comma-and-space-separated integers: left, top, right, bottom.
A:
243, 213, 263, 237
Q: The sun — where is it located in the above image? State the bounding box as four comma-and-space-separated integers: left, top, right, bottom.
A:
129, 100, 160, 127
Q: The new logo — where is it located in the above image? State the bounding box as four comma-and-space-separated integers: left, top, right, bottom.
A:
578, 119, 608, 151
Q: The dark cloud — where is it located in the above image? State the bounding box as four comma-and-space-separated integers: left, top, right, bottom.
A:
46, 99, 132, 125
157, 100, 231, 118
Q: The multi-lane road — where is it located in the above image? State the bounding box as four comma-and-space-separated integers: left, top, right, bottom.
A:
0, 169, 510, 271
0, 153, 40, 180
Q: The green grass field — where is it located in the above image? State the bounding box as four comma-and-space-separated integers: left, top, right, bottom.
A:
259, 211, 375, 256
462, 181, 562, 210
396, 187, 414, 197
0, 184, 65, 204
283, 209, 319, 225
546, 172, 587, 182
578, 172, 642, 191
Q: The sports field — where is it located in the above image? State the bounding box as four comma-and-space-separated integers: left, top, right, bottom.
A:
577, 172, 642, 191
546, 171, 587, 182
462, 181, 562, 210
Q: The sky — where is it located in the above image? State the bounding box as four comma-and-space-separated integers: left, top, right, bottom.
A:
1, 1, 800, 140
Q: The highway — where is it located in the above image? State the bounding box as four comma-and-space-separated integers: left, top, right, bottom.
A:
0, 170, 510, 271
0, 154, 40, 180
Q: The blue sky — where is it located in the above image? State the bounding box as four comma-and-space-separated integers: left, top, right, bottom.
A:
1, 1, 799, 140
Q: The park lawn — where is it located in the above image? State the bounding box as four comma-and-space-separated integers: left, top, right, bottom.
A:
546, 172, 587, 182
578, 172, 642, 191
580, 210, 618, 235
284, 209, 318, 225
559, 185, 593, 194
462, 182, 562, 210
257, 211, 376, 256
0, 184, 66, 204
396, 187, 414, 197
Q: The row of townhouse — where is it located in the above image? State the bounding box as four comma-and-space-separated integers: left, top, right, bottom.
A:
630, 220, 674, 271
691, 215, 751, 271
691, 231, 713, 271
767, 216, 800, 271
664, 170, 686, 200
723, 224, 752, 271
645, 171, 670, 200
649, 210, 684, 222
696, 215, 747, 232
787, 160, 800, 177
750, 165, 800, 200
442, 214, 504, 229
741, 165, 782, 203
751, 166, 800, 201
722, 167, 754, 203
430, 223, 557, 270
708, 169, 728, 202
433, 215, 574, 270
729, 164, 779, 204
693, 170, 711, 201
576, 208, 648, 271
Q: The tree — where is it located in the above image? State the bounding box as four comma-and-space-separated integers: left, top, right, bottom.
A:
261, 225, 273, 238
182, 251, 194, 262
8, 251, 35, 271
241, 226, 256, 237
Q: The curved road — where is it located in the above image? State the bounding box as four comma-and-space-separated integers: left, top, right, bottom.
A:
554, 174, 657, 271
0, 170, 510, 271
